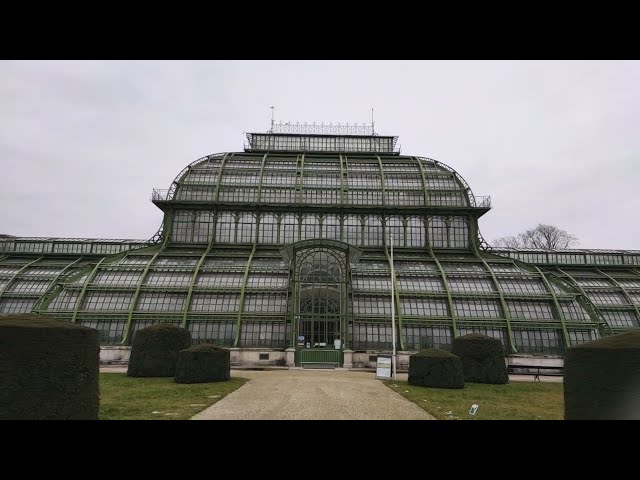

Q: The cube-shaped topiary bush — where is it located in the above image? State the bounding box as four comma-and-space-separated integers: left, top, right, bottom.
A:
564, 331, 640, 420
174, 344, 230, 384
127, 323, 191, 377
0, 314, 100, 420
452, 333, 508, 384
408, 349, 464, 389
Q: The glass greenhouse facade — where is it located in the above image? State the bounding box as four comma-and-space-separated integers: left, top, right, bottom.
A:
1, 130, 638, 366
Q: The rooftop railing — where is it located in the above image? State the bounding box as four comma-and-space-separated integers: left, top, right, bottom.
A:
152, 189, 171, 201
470, 196, 491, 208
153, 188, 491, 209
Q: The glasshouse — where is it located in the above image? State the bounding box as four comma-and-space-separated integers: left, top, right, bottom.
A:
1, 124, 639, 367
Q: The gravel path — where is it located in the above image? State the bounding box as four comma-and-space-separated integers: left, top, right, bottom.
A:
192, 369, 435, 420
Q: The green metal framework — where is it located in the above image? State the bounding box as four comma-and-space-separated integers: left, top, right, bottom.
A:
0, 130, 636, 358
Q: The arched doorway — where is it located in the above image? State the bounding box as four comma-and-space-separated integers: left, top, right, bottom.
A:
294, 248, 346, 367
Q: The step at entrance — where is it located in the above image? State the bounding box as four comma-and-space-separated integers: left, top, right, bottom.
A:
302, 363, 336, 369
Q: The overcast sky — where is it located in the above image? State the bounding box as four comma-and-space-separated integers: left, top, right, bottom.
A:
1, 60, 638, 249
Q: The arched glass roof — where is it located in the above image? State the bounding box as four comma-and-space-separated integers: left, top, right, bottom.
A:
151, 153, 491, 210
23, 244, 608, 355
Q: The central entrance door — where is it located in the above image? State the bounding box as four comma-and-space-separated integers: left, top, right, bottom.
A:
299, 296, 340, 348
294, 248, 346, 367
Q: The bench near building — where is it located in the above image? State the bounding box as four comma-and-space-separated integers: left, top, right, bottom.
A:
1, 122, 638, 369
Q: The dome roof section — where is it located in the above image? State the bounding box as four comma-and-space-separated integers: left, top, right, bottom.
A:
154, 152, 491, 210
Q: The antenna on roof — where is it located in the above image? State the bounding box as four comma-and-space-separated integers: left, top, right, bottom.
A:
371, 107, 375, 135
270, 106, 275, 133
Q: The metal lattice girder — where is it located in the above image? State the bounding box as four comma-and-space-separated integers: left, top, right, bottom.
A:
71, 258, 106, 323
550, 268, 612, 334
297, 153, 305, 205
535, 266, 571, 348
214, 153, 232, 202
413, 156, 430, 207
31, 257, 84, 311
376, 155, 387, 208
0, 257, 42, 296
234, 231, 258, 348
475, 253, 518, 353
595, 268, 640, 321
256, 153, 269, 203
122, 241, 170, 344
339, 154, 346, 206
428, 250, 458, 340
181, 231, 217, 329
0, 257, 43, 314
430, 158, 475, 208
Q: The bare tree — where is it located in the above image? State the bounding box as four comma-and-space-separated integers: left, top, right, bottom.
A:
493, 224, 579, 249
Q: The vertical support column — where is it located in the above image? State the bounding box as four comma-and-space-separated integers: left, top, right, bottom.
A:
429, 249, 458, 341
415, 158, 431, 251
289, 251, 297, 350
214, 153, 232, 202
121, 247, 166, 344
376, 155, 387, 208
468, 212, 481, 251
339, 154, 346, 207
256, 153, 269, 203
121, 213, 173, 345
71, 258, 105, 324
384, 243, 405, 350
296, 153, 306, 205
344, 248, 352, 351
181, 215, 217, 329
535, 266, 571, 348
474, 253, 518, 353
414, 157, 430, 207
234, 216, 260, 348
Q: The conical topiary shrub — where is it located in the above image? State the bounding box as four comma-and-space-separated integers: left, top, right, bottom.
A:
452, 333, 508, 384
408, 349, 464, 389
174, 344, 230, 384
0, 314, 100, 420
564, 331, 640, 420
127, 323, 191, 377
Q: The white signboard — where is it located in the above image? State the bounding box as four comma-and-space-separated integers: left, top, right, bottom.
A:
376, 356, 392, 379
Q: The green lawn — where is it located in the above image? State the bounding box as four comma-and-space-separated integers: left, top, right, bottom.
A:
384, 380, 564, 420
99, 373, 249, 420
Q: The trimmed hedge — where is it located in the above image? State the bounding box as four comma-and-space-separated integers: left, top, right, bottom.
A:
174, 344, 230, 384
452, 333, 508, 384
564, 331, 640, 420
408, 349, 464, 389
0, 314, 100, 420
127, 323, 191, 377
